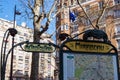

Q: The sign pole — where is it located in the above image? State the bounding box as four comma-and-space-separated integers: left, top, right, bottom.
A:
59, 47, 63, 80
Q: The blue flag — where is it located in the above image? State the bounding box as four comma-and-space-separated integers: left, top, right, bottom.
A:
69, 11, 76, 22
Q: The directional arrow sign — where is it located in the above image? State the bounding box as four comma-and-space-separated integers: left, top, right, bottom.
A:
24, 43, 55, 53
64, 40, 113, 53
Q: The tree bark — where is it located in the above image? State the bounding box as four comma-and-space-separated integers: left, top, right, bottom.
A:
30, 22, 40, 80
30, 0, 41, 79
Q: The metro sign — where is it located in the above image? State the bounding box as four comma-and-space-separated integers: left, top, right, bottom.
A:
24, 43, 55, 53
64, 40, 113, 53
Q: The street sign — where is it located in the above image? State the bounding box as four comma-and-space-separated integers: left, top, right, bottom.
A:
59, 40, 119, 80
64, 40, 113, 53
24, 43, 55, 53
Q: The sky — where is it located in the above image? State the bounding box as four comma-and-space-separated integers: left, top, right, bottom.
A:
0, 0, 16, 21
0, 0, 56, 39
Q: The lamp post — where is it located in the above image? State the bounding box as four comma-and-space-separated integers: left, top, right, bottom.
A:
9, 5, 21, 80
9, 28, 17, 80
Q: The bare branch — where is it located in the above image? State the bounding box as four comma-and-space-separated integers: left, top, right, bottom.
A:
33, 0, 47, 23
49, 24, 61, 38
25, 10, 33, 19
38, 20, 50, 36
41, 0, 44, 12
47, 0, 57, 21
37, 0, 57, 36
19, 0, 30, 9
96, 0, 110, 28
49, 7, 64, 21
28, 0, 34, 14
77, 0, 95, 29
36, 12, 44, 23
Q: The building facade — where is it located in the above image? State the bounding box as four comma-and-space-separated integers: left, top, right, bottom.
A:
0, 18, 55, 80
56, 0, 120, 75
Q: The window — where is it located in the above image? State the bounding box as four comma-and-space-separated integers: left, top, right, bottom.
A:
114, 10, 120, 18
25, 56, 29, 59
4, 24, 8, 27
16, 78, 22, 80
48, 54, 51, 57
117, 39, 120, 49
71, 0, 74, 5
24, 33, 28, 37
0, 21, 3, 26
72, 24, 78, 32
64, 2, 68, 8
81, 0, 91, 3
85, 20, 90, 26
85, 5, 90, 11
25, 64, 29, 68
99, 1, 104, 9
114, 0, 120, 4
19, 37, 24, 41
18, 56, 23, 61
41, 54, 45, 57
81, 0, 86, 3
61, 12, 64, 19
64, 24, 69, 30
18, 63, 23, 68
64, 11, 69, 19
57, 0, 60, 4
61, 24, 69, 31
17, 70, 23, 74
25, 71, 28, 75
115, 24, 120, 33
17, 31, 21, 35
25, 59, 29, 63
61, 25, 64, 31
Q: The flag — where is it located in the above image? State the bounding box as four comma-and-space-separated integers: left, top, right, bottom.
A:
69, 11, 76, 22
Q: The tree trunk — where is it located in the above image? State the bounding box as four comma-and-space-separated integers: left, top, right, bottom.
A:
30, 0, 41, 79
30, 21, 40, 80
30, 52, 39, 80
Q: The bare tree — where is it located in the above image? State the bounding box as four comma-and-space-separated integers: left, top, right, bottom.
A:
18, 0, 58, 80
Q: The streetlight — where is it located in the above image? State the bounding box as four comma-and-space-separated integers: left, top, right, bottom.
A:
9, 5, 21, 80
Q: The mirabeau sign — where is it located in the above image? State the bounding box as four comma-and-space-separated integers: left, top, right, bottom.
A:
64, 40, 113, 53
24, 43, 55, 53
